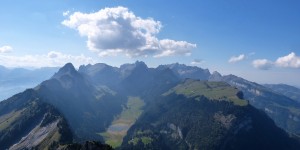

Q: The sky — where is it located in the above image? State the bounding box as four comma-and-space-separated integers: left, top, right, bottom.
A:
0, 0, 300, 86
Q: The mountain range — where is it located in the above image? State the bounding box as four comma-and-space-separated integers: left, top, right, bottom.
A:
0, 61, 300, 149
264, 84, 300, 103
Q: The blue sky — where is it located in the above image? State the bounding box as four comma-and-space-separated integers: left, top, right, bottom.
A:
0, 0, 300, 86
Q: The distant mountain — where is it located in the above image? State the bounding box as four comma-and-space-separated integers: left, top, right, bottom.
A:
264, 84, 300, 103
0, 65, 58, 101
78, 63, 120, 87
1, 62, 300, 149
158, 63, 210, 80
79, 61, 180, 96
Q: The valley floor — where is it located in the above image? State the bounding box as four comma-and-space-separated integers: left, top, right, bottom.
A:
100, 96, 145, 148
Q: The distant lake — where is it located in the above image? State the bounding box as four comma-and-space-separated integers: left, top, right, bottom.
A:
0, 84, 36, 101
107, 123, 129, 132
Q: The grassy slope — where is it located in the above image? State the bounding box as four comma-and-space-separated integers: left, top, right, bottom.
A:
100, 96, 145, 148
0, 109, 24, 130
165, 79, 248, 106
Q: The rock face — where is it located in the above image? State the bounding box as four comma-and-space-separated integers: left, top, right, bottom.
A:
209, 71, 222, 81
9, 119, 60, 150
0, 90, 72, 150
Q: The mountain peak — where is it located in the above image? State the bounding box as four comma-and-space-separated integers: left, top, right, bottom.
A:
212, 71, 221, 76
168, 62, 186, 68
134, 61, 147, 68
62, 63, 76, 71
120, 61, 148, 72
78, 63, 111, 75
209, 71, 223, 81
52, 63, 77, 79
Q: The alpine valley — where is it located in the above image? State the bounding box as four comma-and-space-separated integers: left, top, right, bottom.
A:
1, 61, 300, 150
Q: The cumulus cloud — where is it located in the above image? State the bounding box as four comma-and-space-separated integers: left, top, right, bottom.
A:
154, 39, 195, 57
228, 54, 245, 63
0, 51, 94, 68
62, 6, 196, 58
252, 52, 300, 70
0, 45, 13, 53
275, 52, 300, 68
252, 59, 273, 70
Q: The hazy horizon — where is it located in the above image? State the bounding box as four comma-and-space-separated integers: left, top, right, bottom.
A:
1, 61, 300, 89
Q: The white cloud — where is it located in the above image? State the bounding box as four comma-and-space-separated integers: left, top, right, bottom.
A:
154, 39, 195, 58
63, 10, 70, 16
252, 59, 273, 70
275, 52, 300, 68
252, 52, 300, 70
228, 54, 245, 63
0, 45, 13, 53
62, 6, 196, 58
0, 51, 94, 68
